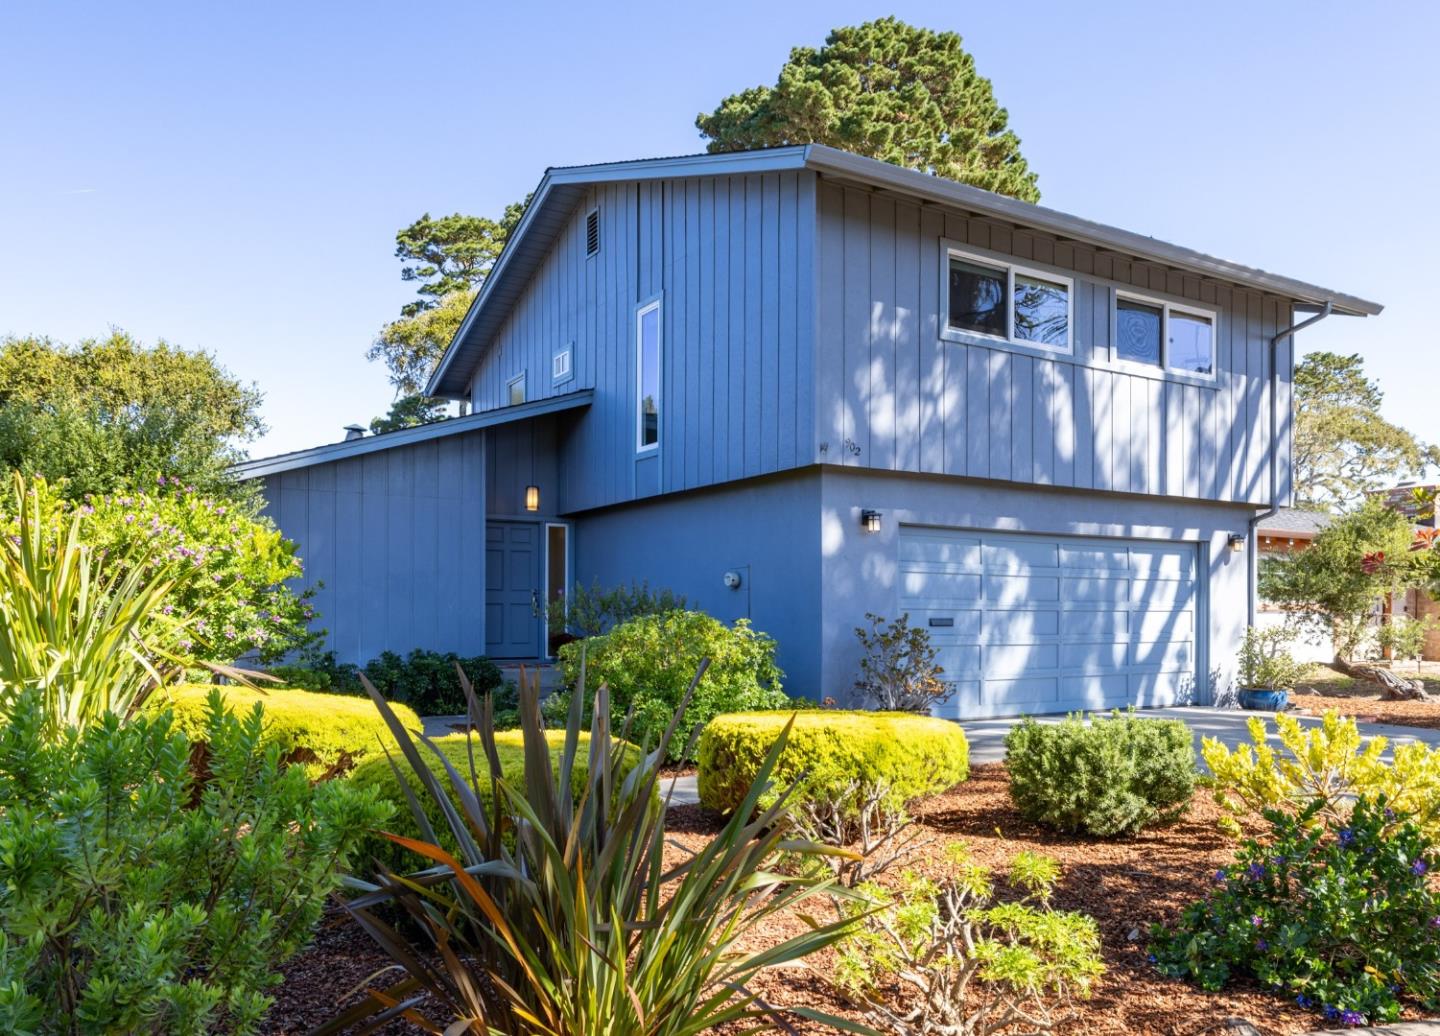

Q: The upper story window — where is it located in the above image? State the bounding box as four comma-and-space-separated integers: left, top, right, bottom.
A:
944, 246, 1072, 353
1114, 291, 1216, 378
636, 298, 661, 452
507, 371, 526, 406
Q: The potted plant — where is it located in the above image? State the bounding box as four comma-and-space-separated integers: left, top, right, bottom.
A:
1236, 626, 1312, 711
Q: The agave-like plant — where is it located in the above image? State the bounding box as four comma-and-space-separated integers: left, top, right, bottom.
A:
0, 473, 194, 734
324, 660, 871, 1035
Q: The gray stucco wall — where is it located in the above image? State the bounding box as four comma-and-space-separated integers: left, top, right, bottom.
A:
569, 471, 824, 697
814, 467, 1252, 705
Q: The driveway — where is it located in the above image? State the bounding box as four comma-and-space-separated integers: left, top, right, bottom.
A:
661, 706, 1440, 806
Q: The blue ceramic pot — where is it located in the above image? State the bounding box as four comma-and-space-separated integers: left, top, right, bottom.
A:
1238, 688, 1289, 711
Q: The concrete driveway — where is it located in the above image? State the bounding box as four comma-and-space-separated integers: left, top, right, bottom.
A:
661, 706, 1440, 806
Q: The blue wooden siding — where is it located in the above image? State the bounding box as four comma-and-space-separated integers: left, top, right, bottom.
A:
259, 430, 487, 664
467, 171, 817, 513
814, 182, 1292, 506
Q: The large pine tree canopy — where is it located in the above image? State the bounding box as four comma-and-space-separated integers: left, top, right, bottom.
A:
697, 17, 1040, 202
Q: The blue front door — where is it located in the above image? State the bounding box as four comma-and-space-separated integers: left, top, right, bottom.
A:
486, 521, 541, 658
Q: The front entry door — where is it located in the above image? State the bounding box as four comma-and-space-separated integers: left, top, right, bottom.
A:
486, 521, 541, 658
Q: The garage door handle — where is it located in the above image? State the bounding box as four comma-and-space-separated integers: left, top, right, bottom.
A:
928, 617, 954, 628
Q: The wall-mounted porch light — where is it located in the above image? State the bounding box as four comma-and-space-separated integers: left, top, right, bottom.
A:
861, 509, 883, 533
525, 485, 540, 512
1227, 533, 1245, 553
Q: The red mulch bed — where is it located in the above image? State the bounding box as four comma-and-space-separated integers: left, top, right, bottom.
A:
1293, 691, 1440, 732
265, 765, 1422, 1034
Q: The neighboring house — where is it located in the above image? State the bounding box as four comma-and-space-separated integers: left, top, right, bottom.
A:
1256, 507, 1333, 663
234, 145, 1382, 718
1381, 482, 1440, 660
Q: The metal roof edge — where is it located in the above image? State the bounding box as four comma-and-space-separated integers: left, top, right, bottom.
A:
232, 390, 594, 480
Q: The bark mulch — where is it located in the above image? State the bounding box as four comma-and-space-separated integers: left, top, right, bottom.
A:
1292, 691, 1440, 732
265, 764, 1421, 1035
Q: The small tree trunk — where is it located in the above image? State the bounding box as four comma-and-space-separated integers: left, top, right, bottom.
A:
1334, 656, 1431, 701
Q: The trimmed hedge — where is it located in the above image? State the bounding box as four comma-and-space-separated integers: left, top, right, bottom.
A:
348, 731, 644, 874
1004, 712, 1195, 837
697, 710, 969, 817
151, 684, 422, 779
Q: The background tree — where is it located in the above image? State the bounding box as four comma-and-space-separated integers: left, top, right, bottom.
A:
697, 17, 1040, 202
369, 394, 450, 434
368, 200, 528, 395
0, 331, 263, 502
1293, 351, 1437, 512
1259, 499, 1440, 663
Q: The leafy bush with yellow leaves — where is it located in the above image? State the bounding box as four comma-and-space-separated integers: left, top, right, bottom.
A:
834, 843, 1103, 1035
1203, 711, 1440, 837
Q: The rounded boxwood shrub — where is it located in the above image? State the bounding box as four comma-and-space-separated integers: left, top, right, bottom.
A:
555, 610, 791, 761
1004, 711, 1195, 837
152, 683, 422, 779
348, 731, 644, 874
697, 710, 969, 818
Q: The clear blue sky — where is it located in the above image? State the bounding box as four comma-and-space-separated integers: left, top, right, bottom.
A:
2, 1, 1435, 458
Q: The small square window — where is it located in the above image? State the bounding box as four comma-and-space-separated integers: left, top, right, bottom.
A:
1169, 311, 1214, 375
507, 373, 526, 406
552, 349, 572, 382
1012, 273, 1069, 347
948, 257, 1007, 338
1116, 298, 1163, 366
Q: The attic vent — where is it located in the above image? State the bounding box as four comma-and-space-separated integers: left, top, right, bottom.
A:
585, 208, 599, 257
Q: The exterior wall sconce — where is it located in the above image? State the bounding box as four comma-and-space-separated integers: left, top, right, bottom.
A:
525, 485, 540, 512
1227, 533, 1245, 553
861, 509, 883, 533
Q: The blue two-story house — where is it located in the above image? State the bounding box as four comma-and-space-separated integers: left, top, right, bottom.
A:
236, 145, 1380, 718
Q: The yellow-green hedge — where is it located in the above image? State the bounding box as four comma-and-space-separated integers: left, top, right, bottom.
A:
697, 710, 969, 816
149, 684, 422, 779
348, 731, 644, 875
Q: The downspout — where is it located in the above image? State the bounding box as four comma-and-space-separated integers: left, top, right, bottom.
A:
1247, 301, 1334, 626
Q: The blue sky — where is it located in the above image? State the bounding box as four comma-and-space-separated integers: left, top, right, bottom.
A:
1, 1, 1435, 458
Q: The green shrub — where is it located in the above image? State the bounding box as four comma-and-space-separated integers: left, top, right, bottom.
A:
852, 612, 951, 712
835, 844, 1103, 1032
555, 610, 790, 761
0, 689, 388, 1034
275, 648, 505, 716
1004, 712, 1195, 837
1151, 796, 1440, 1027
151, 683, 422, 778
1237, 625, 1313, 690
547, 578, 687, 639
698, 710, 969, 819
334, 664, 857, 1035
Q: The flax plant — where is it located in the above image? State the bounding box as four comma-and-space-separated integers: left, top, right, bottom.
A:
0, 473, 193, 734
324, 661, 871, 1036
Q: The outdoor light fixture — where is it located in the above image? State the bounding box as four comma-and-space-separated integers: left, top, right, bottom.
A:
1228, 533, 1245, 553
525, 485, 540, 512
861, 509, 882, 533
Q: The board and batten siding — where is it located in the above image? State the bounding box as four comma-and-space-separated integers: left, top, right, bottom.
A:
467, 171, 817, 513
259, 431, 487, 665
813, 182, 1293, 507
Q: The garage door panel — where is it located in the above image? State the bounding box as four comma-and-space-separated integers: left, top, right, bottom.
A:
901, 571, 983, 600
985, 643, 1060, 676
1062, 575, 1131, 604
899, 534, 982, 565
989, 575, 1059, 605
984, 609, 1061, 640
899, 527, 1201, 718
983, 540, 1060, 572
984, 676, 1060, 707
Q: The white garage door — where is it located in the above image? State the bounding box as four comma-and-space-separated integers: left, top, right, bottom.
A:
897, 527, 1200, 719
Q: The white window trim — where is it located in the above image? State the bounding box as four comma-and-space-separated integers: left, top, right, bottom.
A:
940, 242, 1074, 357
552, 346, 573, 384
506, 371, 526, 406
1112, 290, 1219, 382
635, 296, 662, 454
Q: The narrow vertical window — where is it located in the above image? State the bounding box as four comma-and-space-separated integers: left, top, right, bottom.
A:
636, 299, 660, 451
507, 372, 526, 406
1168, 309, 1214, 376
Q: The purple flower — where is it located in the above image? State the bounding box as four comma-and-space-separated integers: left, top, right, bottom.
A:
1340, 1011, 1365, 1026
1213, 869, 1228, 884
1414, 858, 1429, 876
1250, 914, 1263, 928
1247, 862, 1265, 880
1296, 994, 1313, 1008
1432, 916, 1440, 929
1255, 938, 1269, 951
1338, 828, 1356, 848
